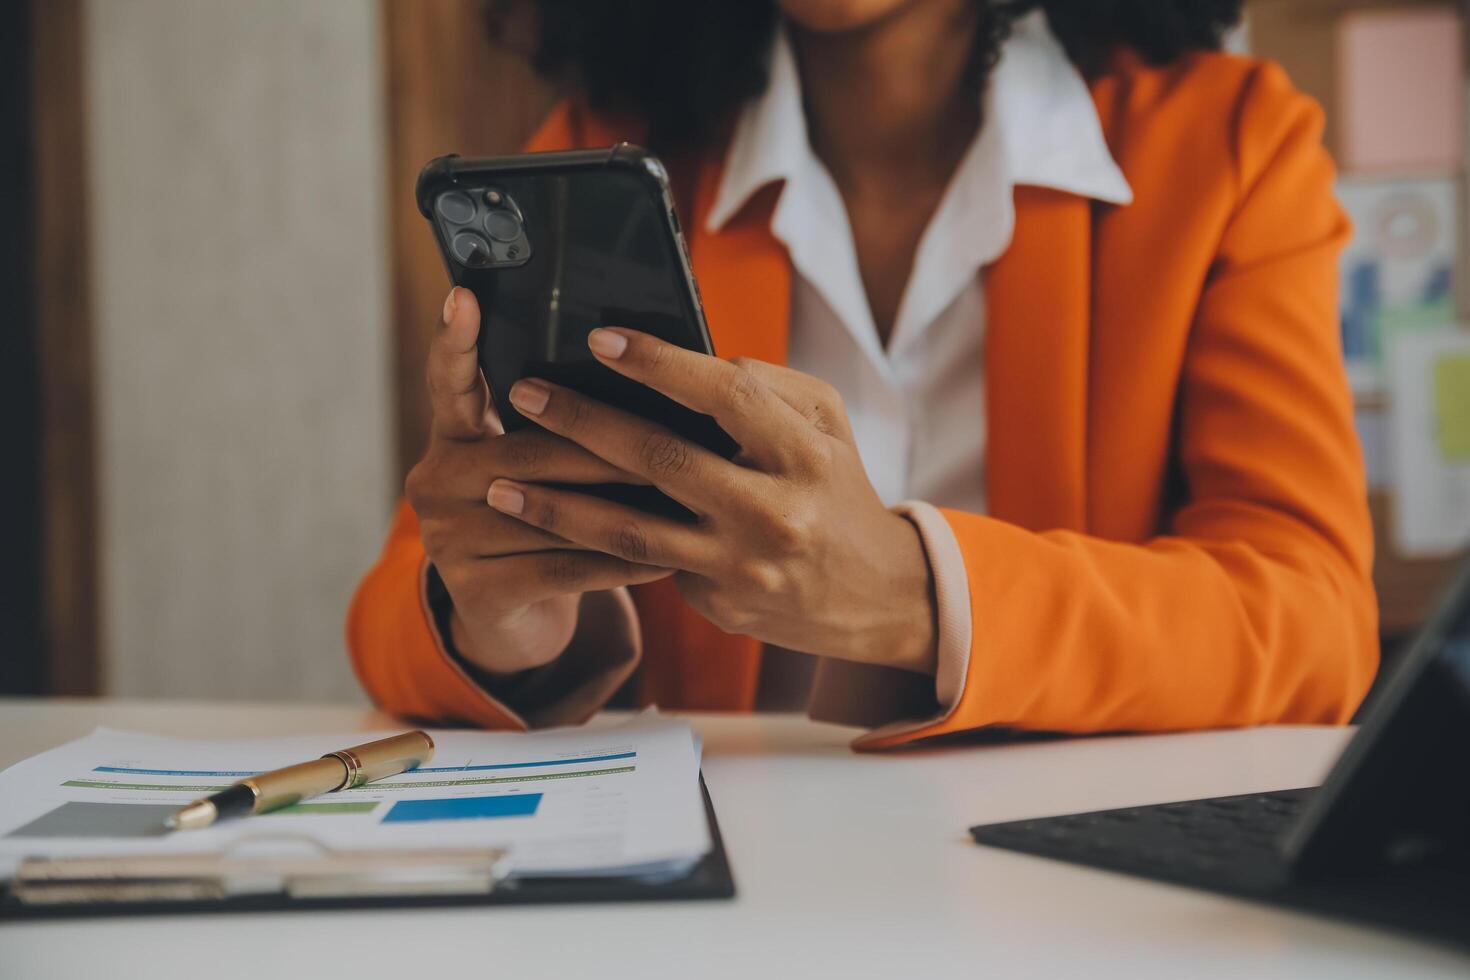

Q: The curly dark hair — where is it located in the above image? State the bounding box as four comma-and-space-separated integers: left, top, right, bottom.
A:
491, 1, 1242, 150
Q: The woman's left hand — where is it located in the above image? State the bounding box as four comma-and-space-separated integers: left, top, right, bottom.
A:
487, 327, 937, 674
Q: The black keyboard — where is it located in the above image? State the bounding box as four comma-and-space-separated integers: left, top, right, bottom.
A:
972, 786, 1470, 949
971, 787, 1315, 893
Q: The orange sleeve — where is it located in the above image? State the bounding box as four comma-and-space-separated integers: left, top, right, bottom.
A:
856, 65, 1377, 749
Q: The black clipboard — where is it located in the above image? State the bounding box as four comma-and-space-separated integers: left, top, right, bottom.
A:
0, 776, 734, 920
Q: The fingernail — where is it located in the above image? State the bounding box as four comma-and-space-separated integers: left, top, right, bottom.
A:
509, 379, 550, 416
487, 480, 525, 515
588, 328, 627, 359
442, 287, 458, 325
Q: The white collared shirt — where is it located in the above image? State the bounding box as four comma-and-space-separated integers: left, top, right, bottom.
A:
707, 10, 1131, 513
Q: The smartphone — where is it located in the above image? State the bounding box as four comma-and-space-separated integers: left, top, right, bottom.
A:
417, 144, 737, 521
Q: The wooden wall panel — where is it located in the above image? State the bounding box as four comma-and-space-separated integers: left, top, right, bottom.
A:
384, 0, 556, 479
32, 0, 100, 696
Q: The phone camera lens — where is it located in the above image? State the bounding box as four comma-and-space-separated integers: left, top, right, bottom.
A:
435, 191, 476, 225
451, 230, 492, 266
485, 210, 521, 243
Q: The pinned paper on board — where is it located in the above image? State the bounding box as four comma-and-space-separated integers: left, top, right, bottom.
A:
1354, 405, 1390, 490
1338, 177, 1458, 398
1432, 353, 1470, 461
1388, 328, 1470, 557
1336, 6, 1465, 174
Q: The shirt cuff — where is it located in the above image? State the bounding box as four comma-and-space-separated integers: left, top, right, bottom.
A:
806, 501, 975, 734
891, 499, 973, 711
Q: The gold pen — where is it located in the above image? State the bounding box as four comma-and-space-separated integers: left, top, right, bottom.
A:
165, 731, 435, 831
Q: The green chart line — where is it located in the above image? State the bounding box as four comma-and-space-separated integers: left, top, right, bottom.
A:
266, 801, 379, 816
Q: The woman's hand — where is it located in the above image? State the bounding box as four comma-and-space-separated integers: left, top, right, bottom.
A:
486, 328, 937, 674
407, 291, 673, 678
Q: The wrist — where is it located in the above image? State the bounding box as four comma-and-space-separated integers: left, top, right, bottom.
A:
852, 513, 937, 674
452, 603, 575, 678
450, 611, 532, 682
422, 564, 544, 693
423, 561, 574, 678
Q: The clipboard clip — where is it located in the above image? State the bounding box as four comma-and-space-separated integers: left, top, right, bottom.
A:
11, 835, 512, 905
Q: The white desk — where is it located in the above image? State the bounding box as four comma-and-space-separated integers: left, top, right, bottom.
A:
0, 698, 1464, 979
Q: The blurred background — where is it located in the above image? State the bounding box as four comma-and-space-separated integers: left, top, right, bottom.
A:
3, 0, 1466, 704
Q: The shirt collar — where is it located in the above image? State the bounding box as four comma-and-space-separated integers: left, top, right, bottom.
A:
706, 9, 1132, 234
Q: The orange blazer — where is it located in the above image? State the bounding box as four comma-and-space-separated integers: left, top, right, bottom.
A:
348, 50, 1377, 749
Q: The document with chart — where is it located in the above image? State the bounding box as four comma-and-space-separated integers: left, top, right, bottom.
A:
0, 717, 710, 881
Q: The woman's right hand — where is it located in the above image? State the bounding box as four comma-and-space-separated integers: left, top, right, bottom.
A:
406, 287, 673, 678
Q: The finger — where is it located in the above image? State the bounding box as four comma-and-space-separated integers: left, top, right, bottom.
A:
420, 506, 589, 562
410, 431, 642, 507
506, 377, 756, 513
428, 287, 489, 441
585, 328, 814, 470
730, 358, 854, 443
460, 550, 674, 610
488, 479, 716, 574
491, 429, 646, 487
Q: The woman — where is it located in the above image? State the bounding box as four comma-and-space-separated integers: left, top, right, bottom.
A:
348, 0, 1377, 748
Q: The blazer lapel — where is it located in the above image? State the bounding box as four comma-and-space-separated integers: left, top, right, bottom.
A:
985, 186, 1092, 531
688, 157, 791, 365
